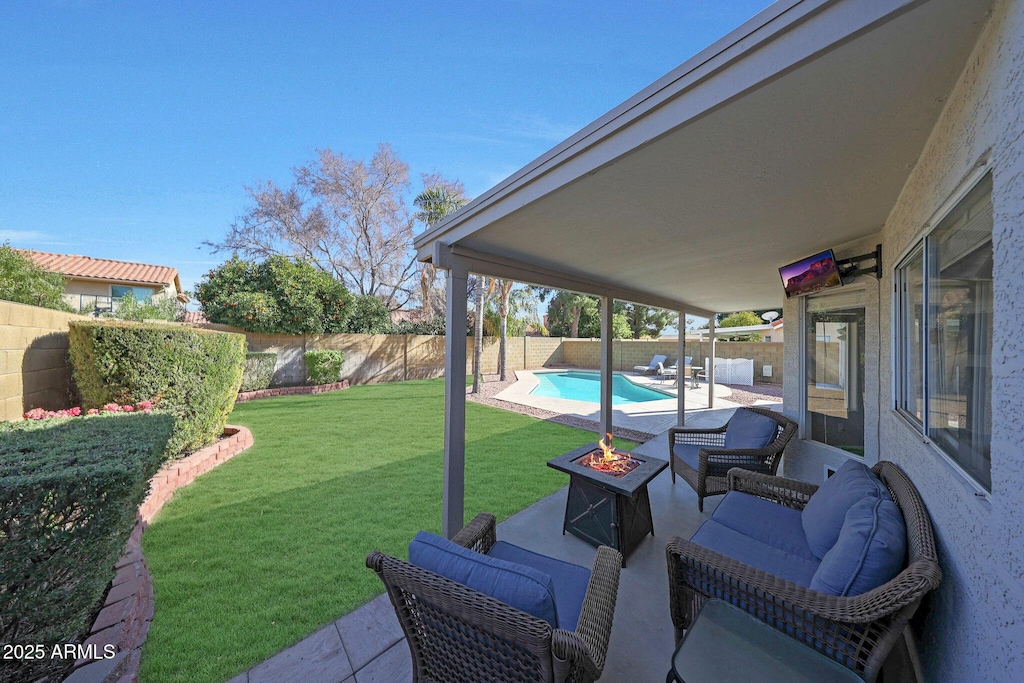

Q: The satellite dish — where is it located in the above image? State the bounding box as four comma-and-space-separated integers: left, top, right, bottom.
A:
762, 311, 780, 323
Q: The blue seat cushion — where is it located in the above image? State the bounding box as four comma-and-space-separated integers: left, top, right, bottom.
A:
801, 459, 892, 559
711, 492, 818, 562
487, 541, 591, 631
723, 410, 778, 450
408, 532, 558, 628
810, 497, 907, 596
672, 443, 703, 471
690, 520, 820, 588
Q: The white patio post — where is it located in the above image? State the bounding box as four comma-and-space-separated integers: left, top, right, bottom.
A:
677, 309, 686, 426
442, 261, 468, 539
707, 315, 716, 409
600, 296, 613, 438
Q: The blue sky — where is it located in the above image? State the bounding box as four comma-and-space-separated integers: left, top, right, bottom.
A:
1, 1, 772, 296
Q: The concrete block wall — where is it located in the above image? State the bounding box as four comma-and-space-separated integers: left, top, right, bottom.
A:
199, 323, 567, 386
560, 338, 783, 383
0, 300, 88, 420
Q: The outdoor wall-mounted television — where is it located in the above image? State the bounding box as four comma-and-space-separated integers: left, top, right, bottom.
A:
779, 249, 843, 298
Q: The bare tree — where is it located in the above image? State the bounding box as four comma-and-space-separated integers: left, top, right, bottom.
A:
206, 144, 418, 310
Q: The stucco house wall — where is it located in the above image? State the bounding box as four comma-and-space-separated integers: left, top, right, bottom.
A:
781, 2, 1024, 680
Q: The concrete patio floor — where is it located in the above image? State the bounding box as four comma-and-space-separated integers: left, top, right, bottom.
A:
225, 424, 745, 683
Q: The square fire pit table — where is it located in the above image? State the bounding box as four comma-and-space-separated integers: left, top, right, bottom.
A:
547, 442, 668, 564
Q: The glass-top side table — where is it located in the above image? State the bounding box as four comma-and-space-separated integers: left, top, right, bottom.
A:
667, 599, 863, 683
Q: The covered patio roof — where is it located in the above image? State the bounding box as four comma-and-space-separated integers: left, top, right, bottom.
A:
415, 0, 992, 314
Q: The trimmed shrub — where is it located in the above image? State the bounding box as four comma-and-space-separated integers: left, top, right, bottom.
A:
305, 349, 345, 385
69, 320, 246, 456
241, 352, 277, 392
0, 412, 173, 683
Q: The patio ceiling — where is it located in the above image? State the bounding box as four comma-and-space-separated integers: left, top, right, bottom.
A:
415, 0, 993, 314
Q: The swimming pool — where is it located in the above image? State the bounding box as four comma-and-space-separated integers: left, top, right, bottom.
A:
530, 371, 672, 404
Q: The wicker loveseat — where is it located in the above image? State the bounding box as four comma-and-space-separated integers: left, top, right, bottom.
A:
666, 462, 941, 681
668, 406, 798, 511
367, 512, 622, 683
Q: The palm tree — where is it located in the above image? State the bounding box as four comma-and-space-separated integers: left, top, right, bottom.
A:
414, 183, 484, 388
413, 186, 469, 318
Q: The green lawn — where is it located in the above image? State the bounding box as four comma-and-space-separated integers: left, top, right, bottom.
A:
140, 378, 632, 683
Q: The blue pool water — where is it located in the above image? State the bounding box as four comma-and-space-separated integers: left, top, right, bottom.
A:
531, 371, 671, 404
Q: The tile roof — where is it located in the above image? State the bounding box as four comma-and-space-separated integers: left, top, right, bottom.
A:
18, 249, 181, 288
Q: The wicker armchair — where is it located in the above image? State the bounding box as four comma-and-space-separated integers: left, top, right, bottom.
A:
367, 512, 622, 683
666, 463, 942, 681
668, 406, 797, 511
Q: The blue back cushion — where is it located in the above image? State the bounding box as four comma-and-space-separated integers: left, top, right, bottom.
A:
802, 459, 891, 559
408, 531, 558, 628
684, 356, 692, 366
723, 409, 778, 450
810, 497, 907, 596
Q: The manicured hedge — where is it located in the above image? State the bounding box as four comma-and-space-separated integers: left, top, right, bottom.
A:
305, 349, 346, 385
0, 412, 173, 683
69, 320, 246, 456
241, 352, 277, 392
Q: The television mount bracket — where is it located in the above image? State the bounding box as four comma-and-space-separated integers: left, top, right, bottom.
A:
836, 244, 882, 280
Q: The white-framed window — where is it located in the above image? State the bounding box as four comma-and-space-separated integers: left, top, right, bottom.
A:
805, 289, 866, 456
895, 173, 993, 490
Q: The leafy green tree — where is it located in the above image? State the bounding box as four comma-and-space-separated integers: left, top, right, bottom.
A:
344, 294, 393, 334
0, 244, 72, 312
545, 291, 630, 338
616, 302, 677, 339
195, 255, 352, 334
716, 310, 764, 341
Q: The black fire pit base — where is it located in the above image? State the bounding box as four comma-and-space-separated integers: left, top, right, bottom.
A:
547, 443, 668, 566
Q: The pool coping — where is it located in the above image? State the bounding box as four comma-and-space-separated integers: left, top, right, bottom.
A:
495, 369, 740, 436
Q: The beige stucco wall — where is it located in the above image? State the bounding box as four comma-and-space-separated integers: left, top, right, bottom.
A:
782, 2, 1024, 679
0, 300, 89, 420
61, 278, 171, 312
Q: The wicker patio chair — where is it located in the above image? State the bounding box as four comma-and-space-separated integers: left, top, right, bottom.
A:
666, 463, 942, 681
668, 406, 797, 511
367, 512, 622, 683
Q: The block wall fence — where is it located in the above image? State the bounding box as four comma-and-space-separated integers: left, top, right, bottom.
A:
0, 300, 89, 420
560, 339, 784, 384
0, 301, 782, 420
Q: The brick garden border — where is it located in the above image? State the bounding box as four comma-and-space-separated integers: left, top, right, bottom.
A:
235, 380, 350, 403
66, 426, 254, 683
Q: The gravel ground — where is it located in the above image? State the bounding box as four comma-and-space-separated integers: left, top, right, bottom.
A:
723, 382, 783, 406
467, 374, 656, 443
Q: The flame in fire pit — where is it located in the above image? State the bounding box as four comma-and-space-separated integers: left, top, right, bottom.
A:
575, 433, 641, 478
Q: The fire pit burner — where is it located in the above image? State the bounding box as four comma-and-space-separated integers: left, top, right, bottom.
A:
572, 434, 641, 478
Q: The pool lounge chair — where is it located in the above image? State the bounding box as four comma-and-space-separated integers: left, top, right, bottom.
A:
633, 354, 667, 374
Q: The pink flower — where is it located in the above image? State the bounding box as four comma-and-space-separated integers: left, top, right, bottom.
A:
101, 403, 121, 413
87, 408, 100, 415
69, 406, 81, 416
121, 404, 135, 412
137, 400, 153, 411
24, 408, 47, 420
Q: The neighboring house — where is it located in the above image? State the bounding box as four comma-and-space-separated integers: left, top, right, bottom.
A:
414, 0, 1024, 680
18, 250, 188, 313
691, 320, 784, 343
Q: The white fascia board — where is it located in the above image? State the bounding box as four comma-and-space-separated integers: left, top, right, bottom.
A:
414, 0, 923, 260
435, 243, 716, 318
